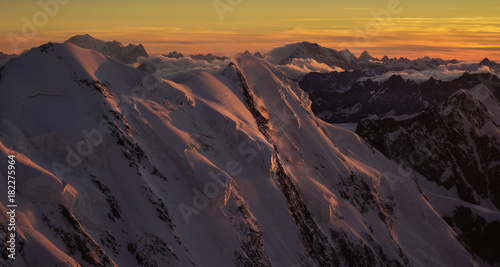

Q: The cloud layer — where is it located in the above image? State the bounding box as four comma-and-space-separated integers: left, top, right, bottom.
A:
135, 55, 231, 82
135, 54, 346, 82
276, 58, 344, 79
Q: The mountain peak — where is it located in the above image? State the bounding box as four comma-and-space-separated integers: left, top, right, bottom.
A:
253, 51, 264, 59
358, 51, 374, 61
339, 49, 357, 62
297, 41, 323, 50
164, 51, 184, 59
66, 34, 105, 49
66, 34, 148, 64
265, 42, 356, 69
479, 57, 490, 67
241, 50, 252, 57
68, 33, 99, 41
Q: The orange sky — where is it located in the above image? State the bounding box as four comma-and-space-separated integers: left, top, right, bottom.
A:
1, 0, 500, 60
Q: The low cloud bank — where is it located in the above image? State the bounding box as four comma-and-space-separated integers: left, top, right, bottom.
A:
276, 58, 344, 79
135, 55, 231, 82
361, 65, 499, 83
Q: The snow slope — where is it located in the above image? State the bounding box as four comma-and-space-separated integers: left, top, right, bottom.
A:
0, 42, 477, 266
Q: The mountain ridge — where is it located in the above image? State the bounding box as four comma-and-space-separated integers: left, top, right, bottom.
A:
0, 42, 479, 266
66, 34, 148, 64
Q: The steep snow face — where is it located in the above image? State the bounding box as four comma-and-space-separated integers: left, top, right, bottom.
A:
357, 85, 500, 264
0, 43, 475, 266
67, 34, 148, 64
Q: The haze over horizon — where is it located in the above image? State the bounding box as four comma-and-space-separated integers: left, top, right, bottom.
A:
1, 0, 500, 60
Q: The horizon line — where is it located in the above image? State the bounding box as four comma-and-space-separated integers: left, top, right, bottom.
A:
1, 37, 498, 62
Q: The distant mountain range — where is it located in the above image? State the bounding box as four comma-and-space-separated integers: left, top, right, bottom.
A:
163, 51, 229, 63
265, 41, 484, 76
66, 34, 148, 64
300, 72, 500, 123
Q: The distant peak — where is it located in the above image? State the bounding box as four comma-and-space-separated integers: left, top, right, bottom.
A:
479, 58, 490, 66
386, 74, 406, 84
253, 52, 264, 59
68, 34, 99, 41
358, 51, 374, 61
297, 41, 317, 46
65, 34, 148, 64
164, 51, 184, 59
241, 50, 252, 57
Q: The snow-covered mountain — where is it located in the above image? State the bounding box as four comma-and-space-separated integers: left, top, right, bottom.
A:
265, 42, 358, 70
0, 42, 479, 266
356, 85, 500, 264
265, 42, 462, 76
67, 34, 148, 64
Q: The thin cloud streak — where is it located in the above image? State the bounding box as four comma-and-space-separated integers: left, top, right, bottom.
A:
1, 17, 499, 60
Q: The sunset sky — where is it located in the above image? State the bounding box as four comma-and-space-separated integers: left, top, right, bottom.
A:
1, 0, 500, 60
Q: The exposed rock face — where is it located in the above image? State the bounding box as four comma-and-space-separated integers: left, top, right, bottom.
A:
300, 72, 500, 123
356, 85, 500, 264
298, 70, 366, 93
358, 85, 500, 208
